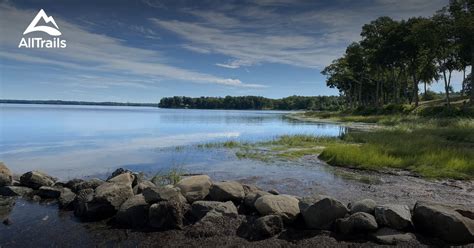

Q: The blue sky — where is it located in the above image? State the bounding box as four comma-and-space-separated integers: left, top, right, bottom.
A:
0, 0, 460, 102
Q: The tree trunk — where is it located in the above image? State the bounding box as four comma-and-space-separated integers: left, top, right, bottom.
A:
461, 66, 466, 96
443, 70, 451, 107
471, 47, 474, 105
413, 73, 419, 107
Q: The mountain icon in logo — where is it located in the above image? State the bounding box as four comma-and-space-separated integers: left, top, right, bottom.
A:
23, 9, 61, 36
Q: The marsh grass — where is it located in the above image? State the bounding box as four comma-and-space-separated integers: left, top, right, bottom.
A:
151, 167, 184, 186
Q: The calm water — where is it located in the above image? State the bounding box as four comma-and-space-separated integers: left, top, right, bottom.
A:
0, 104, 346, 180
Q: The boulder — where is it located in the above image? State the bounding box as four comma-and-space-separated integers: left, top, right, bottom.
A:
209, 181, 245, 202
67, 178, 104, 193
20, 171, 55, 189
253, 215, 284, 239
255, 195, 300, 222
268, 189, 279, 195
0, 197, 15, 222
94, 182, 134, 210
0, 162, 13, 186
350, 199, 377, 214
191, 200, 238, 219
244, 190, 270, 209
176, 175, 212, 203
37, 186, 62, 198
336, 212, 378, 235
0, 186, 33, 197
302, 196, 348, 230
116, 194, 149, 228
107, 172, 134, 187
133, 180, 155, 195
142, 186, 186, 204
107, 168, 132, 180
149, 200, 185, 229
371, 227, 416, 245
412, 201, 474, 244
58, 188, 76, 209
374, 204, 412, 230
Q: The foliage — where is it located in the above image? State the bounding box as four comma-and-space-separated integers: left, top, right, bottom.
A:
151, 167, 184, 186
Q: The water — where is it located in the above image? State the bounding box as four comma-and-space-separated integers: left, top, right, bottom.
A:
0, 104, 346, 180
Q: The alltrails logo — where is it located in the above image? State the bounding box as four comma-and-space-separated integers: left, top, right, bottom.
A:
18, 9, 67, 49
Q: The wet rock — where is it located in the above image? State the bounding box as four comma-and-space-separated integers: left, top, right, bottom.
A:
133, 180, 155, 195
149, 200, 185, 229
374, 204, 412, 230
370, 227, 416, 245
336, 212, 378, 235
268, 189, 279, 195
142, 186, 186, 204
255, 194, 300, 223
350, 199, 376, 214
3, 218, 12, 226
107, 172, 134, 187
302, 196, 348, 230
176, 175, 212, 203
413, 201, 474, 244
0, 186, 33, 197
116, 194, 149, 228
37, 186, 62, 199
20, 171, 55, 189
253, 215, 284, 239
58, 188, 76, 209
68, 178, 104, 193
209, 181, 245, 202
0, 197, 15, 222
0, 162, 13, 187
191, 200, 238, 219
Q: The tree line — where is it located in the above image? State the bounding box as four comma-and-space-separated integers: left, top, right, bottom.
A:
322, 0, 473, 108
158, 95, 343, 110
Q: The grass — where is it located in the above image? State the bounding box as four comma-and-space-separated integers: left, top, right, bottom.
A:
151, 167, 184, 186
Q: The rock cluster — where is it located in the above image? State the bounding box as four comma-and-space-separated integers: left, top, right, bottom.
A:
0, 163, 473, 245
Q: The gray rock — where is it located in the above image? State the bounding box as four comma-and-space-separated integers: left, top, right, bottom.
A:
371, 227, 416, 245
350, 199, 377, 214
209, 181, 245, 202
302, 196, 348, 230
133, 180, 155, 195
37, 186, 62, 199
107, 172, 134, 187
107, 168, 132, 180
176, 175, 212, 203
58, 188, 76, 209
253, 215, 284, 239
268, 189, 279, 195
374, 204, 412, 230
413, 201, 474, 244
244, 190, 270, 210
116, 194, 149, 228
255, 194, 300, 223
66, 178, 104, 193
0, 186, 33, 197
0, 197, 15, 222
20, 171, 55, 189
142, 186, 186, 204
94, 182, 134, 210
191, 200, 238, 219
336, 212, 378, 235
0, 162, 13, 187
149, 200, 185, 229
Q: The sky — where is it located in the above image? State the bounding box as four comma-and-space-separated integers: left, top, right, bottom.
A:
0, 0, 463, 102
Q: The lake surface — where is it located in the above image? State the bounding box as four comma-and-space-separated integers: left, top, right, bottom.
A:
0, 104, 346, 181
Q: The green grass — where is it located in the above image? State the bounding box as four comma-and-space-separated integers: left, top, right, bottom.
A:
151, 167, 184, 186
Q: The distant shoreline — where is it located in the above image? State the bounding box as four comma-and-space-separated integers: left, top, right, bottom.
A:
0, 99, 159, 108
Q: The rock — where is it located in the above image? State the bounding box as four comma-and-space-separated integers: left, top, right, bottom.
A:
191, 201, 238, 219
350, 199, 377, 214
242, 184, 260, 195
176, 175, 212, 203
244, 190, 271, 209
58, 188, 76, 209
253, 215, 284, 239
371, 227, 416, 245
255, 195, 300, 222
0, 162, 13, 187
133, 180, 155, 195
20, 171, 55, 189
209, 181, 245, 202
107, 168, 132, 180
268, 189, 279, 195
65, 179, 84, 190
142, 186, 186, 204
149, 200, 185, 229
302, 196, 348, 230
69, 178, 104, 193
94, 182, 134, 210
107, 172, 134, 187
116, 194, 149, 228
336, 212, 378, 235
374, 204, 412, 230
413, 201, 474, 244
37, 186, 62, 198
0, 186, 33, 197
0, 197, 15, 222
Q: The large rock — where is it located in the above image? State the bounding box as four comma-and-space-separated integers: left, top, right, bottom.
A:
374, 204, 412, 230
244, 190, 271, 210
67, 178, 104, 193
133, 180, 155, 195
336, 212, 378, 235
209, 181, 245, 202
0, 197, 15, 222
116, 194, 149, 228
191, 200, 238, 219
176, 175, 212, 203
142, 186, 186, 204
255, 194, 300, 222
253, 215, 284, 239
0, 186, 33, 197
350, 199, 377, 214
0, 162, 13, 186
302, 196, 348, 230
20, 171, 55, 189
371, 227, 416, 245
149, 200, 185, 229
58, 188, 76, 209
94, 182, 134, 210
37, 186, 62, 199
107, 172, 134, 187
413, 201, 474, 244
